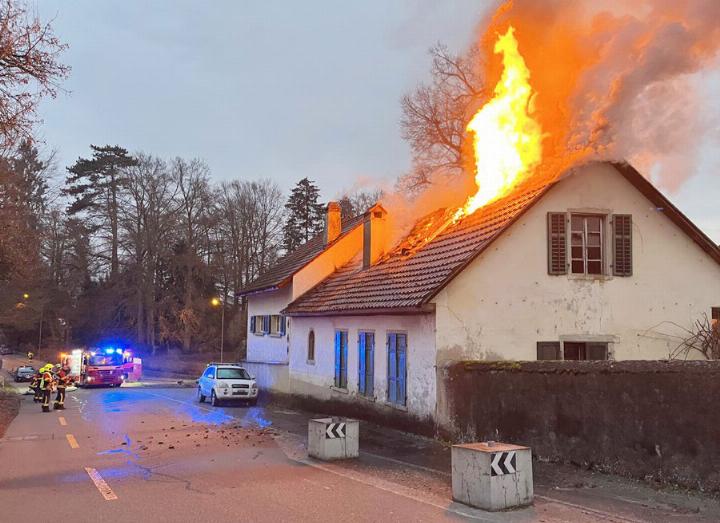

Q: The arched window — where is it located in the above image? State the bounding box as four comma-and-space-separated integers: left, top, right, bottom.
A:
307, 329, 315, 362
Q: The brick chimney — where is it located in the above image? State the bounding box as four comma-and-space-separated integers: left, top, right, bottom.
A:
363, 204, 388, 268
324, 201, 342, 245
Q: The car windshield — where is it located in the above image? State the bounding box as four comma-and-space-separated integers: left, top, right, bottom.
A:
19, 367, 34, 372
216, 367, 250, 380
88, 354, 122, 366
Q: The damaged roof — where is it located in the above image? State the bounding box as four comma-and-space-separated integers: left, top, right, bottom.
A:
284, 179, 551, 315
239, 214, 365, 296
284, 161, 720, 315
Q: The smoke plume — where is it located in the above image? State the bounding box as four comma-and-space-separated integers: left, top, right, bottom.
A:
483, 0, 720, 190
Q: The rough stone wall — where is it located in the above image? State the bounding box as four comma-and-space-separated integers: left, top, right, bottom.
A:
438, 360, 720, 492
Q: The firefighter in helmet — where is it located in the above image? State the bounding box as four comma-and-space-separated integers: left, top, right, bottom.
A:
39, 364, 54, 413
53, 363, 70, 410
30, 368, 42, 402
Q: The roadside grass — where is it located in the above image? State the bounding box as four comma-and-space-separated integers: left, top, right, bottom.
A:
0, 390, 20, 439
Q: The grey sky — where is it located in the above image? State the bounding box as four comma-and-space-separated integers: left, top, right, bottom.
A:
36, 1, 719, 241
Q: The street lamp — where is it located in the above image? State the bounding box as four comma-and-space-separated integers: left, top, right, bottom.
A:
210, 297, 225, 363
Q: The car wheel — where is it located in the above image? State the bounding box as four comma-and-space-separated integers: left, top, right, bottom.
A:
197, 387, 206, 403
210, 390, 220, 407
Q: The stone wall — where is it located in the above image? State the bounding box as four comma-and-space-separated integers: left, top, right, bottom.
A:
438, 360, 720, 492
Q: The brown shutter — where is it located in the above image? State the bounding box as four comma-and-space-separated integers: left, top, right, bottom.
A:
547, 213, 567, 275
537, 341, 561, 360
613, 214, 632, 276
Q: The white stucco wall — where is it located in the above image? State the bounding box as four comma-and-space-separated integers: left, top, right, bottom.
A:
288, 314, 437, 420
432, 162, 720, 362
246, 286, 292, 363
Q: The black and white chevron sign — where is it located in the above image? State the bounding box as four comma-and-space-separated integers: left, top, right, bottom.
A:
490, 451, 517, 476
325, 422, 346, 439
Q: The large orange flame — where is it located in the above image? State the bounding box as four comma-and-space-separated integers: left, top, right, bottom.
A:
457, 26, 542, 219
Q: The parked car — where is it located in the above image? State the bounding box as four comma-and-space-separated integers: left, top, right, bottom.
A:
0, 345, 12, 355
14, 366, 36, 382
197, 363, 258, 407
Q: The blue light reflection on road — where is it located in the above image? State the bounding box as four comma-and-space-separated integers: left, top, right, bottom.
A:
244, 407, 272, 428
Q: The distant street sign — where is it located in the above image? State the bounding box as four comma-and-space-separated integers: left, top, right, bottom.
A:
490, 451, 517, 476
325, 422, 346, 439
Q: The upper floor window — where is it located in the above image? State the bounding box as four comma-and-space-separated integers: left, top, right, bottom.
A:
548, 212, 632, 277
712, 307, 720, 329
570, 214, 603, 275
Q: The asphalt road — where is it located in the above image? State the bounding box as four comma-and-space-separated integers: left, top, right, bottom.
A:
1, 363, 719, 522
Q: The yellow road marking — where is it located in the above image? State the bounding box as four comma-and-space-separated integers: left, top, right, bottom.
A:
66, 433, 79, 449
58, 416, 67, 426
85, 467, 118, 501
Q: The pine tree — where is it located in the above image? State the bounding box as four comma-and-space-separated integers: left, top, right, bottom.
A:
64, 145, 138, 278
283, 177, 324, 252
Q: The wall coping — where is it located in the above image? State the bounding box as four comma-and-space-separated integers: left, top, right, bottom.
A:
445, 359, 720, 374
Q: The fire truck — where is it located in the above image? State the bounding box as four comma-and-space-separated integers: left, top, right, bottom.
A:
62, 347, 142, 387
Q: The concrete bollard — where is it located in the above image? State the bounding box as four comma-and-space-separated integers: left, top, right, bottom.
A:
308, 417, 359, 460
451, 441, 533, 511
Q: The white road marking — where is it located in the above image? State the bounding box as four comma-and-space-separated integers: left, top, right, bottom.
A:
85, 467, 118, 501
6, 434, 39, 441
66, 433, 79, 449
58, 416, 67, 426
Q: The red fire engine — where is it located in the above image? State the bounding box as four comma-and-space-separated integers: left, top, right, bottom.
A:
62, 348, 142, 387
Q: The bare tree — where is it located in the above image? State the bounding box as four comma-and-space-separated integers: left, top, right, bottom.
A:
669, 314, 720, 360
338, 188, 384, 220
400, 44, 484, 190
0, 0, 69, 153
172, 157, 212, 353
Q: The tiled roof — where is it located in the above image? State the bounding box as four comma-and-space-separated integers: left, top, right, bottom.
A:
284, 161, 720, 315
239, 214, 365, 295
284, 179, 552, 314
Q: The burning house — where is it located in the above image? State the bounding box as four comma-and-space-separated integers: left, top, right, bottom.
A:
239, 25, 720, 426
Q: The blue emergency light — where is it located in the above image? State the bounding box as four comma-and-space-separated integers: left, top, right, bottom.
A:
116, 349, 123, 354
105, 348, 115, 354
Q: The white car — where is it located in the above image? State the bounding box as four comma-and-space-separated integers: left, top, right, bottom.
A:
197, 363, 258, 406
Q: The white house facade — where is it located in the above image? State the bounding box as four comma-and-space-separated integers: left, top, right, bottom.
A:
278, 162, 720, 423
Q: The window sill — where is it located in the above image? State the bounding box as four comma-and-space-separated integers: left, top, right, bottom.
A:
268, 333, 284, 338
357, 393, 375, 403
252, 333, 265, 337
306, 359, 315, 365
568, 273, 613, 282
384, 401, 408, 412
330, 386, 349, 395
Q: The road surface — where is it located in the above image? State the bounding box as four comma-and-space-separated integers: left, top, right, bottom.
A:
1, 363, 718, 522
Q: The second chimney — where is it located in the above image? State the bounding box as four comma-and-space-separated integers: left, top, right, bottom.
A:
324, 201, 342, 245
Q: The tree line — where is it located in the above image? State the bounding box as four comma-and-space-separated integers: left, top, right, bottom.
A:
0, 0, 443, 357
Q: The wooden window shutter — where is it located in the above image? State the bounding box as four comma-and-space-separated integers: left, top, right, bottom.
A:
547, 213, 567, 275
613, 214, 632, 276
536, 341, 560, 360
250, 316, 256, 333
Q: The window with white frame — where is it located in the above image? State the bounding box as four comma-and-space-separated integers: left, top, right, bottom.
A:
570, 214, 604, 275
269, 315, 285, 336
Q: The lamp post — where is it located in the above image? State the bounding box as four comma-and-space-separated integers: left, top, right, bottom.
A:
211, 297, 225, 363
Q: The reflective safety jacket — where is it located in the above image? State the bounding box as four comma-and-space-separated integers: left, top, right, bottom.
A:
39, 371, 54, 390
56, 369, 70, 388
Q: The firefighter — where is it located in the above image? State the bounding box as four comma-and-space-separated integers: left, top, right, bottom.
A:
53, 364, 70, 410
27, 351, 34, 360
30, 369, 42, 402
39, 364, 54, 413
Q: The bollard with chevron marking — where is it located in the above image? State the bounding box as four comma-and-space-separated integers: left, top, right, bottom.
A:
452, 441, 533, 511
308, 417, 359, 460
